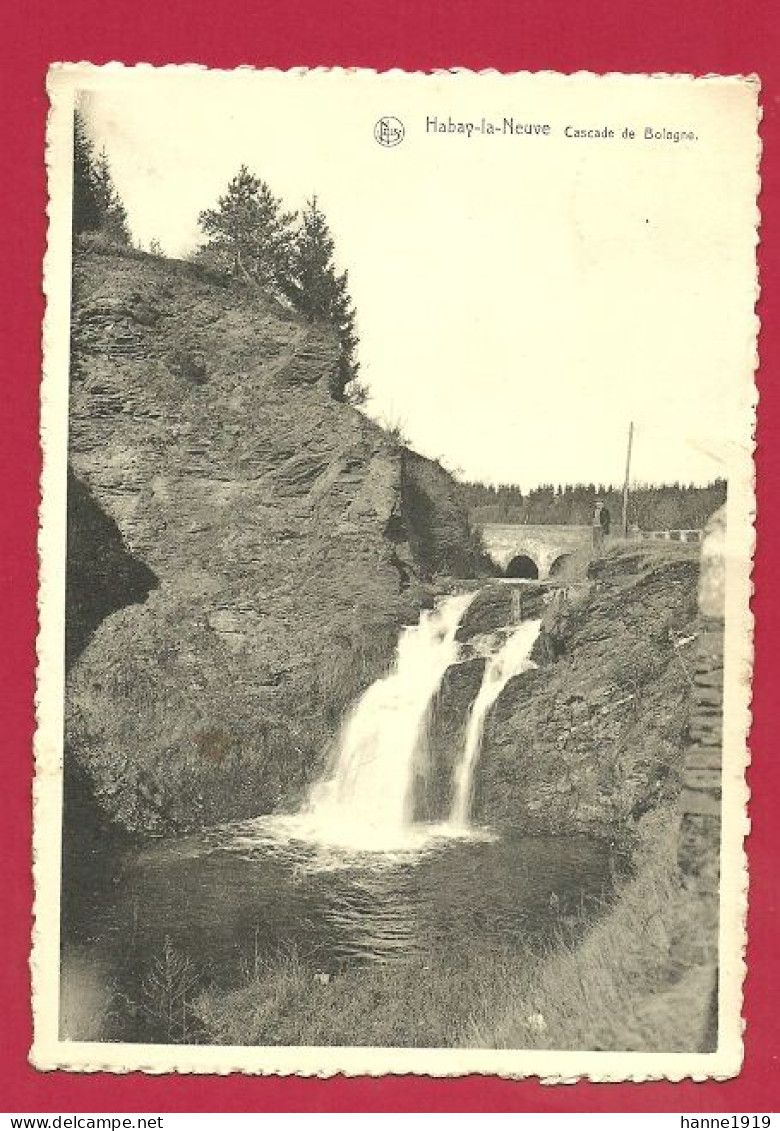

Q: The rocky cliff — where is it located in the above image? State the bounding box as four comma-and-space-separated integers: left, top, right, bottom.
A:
65, 246, 485, 833
430, 547, 700, 840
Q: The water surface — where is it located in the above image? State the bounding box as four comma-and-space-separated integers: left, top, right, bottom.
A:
61, 819, 612, 1042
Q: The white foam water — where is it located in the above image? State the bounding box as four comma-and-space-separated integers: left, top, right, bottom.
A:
292, 591, 476, 852
449, 618, 542, 829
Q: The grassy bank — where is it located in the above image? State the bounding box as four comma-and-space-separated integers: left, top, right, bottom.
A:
192, 808, 717, 1051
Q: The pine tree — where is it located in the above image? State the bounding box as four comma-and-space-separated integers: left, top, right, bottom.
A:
72, 113, 132, 245
73, 111, 101, 235
198, 166, 297, 288
290, 196, 360, 401
92, 149, 131, 246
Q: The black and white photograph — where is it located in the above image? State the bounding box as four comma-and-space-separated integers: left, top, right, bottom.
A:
33, 66, 757, 1078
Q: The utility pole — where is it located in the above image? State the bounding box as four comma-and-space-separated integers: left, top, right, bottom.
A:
622, 421, 634, 539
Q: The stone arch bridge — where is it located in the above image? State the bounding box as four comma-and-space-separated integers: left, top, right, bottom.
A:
481, 523, 594, 580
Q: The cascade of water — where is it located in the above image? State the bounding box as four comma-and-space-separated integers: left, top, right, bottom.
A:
300, 591, 475, 851
449, 618, 542, 829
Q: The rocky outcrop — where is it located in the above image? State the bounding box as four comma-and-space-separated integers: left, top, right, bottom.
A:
456, 581, 550, 640
463, 547, 700, 839
66, 468, 159, 670
401, 452, 495, 580
65, 247, 486, 833
419, 657, 485, 820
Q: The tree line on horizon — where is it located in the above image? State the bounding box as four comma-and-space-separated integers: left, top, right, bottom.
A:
72, 115, 361, 402
463, 479, 727, 531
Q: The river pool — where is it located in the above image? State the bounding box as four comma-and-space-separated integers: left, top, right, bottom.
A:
61, 818, 613, 1043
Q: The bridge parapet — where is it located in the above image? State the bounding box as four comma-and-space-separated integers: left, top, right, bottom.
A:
640, 529, 703, 544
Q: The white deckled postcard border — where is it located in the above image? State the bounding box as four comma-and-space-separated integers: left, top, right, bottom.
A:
32, 63, 759, 1080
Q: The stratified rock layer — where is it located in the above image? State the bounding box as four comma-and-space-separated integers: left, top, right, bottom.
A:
66, 248, 484, 832
467, 547, 700, 838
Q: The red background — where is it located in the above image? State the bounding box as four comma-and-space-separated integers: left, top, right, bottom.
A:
2, 0, 778, 1113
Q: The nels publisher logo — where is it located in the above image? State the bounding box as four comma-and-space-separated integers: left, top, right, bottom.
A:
374, 116, 405, 147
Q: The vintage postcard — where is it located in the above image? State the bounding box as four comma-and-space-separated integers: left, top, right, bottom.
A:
33, 65, 758, 1079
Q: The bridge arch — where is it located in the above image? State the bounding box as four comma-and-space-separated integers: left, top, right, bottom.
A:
548, 552, 574, 578
505, 553, 540, 580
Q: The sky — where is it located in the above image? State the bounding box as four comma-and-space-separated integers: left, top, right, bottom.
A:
75, 69, 758, 490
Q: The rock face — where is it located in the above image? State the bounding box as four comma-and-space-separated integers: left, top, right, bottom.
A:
463, 547, 700, 839
65, 247, 485, 833
420, 657, 486, 821
456, 581, 549, 641
402, 452, 494, 579
66, 469, 159, 671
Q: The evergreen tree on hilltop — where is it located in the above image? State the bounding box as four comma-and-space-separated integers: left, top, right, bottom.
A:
198, 175, 362, 403
72, 111, 131, 246
292, 195, 340, 318
92, 148, 131, 246
73, 111, 101, 235
291, 196, 360, 402
198, 166, 297, 288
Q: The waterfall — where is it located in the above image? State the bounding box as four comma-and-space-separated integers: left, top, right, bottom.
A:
449, 618, 542, 829
300, 591, 475, 851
